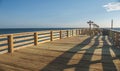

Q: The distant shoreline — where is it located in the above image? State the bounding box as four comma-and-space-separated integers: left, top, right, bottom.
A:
0, 28, 119, 35
0, 28, 77, 35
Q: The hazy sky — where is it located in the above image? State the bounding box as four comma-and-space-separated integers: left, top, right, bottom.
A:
0, 0, 120, 28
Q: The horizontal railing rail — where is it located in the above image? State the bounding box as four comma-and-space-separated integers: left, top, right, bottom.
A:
103, 29, 120, 47
0, 28, 99, 54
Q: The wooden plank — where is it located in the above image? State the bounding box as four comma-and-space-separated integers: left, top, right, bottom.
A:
0, 37, 7, 39
52, 35, 59, 37
39, 40, 50, 44
14, 40, 34, 47
8, 34, 14, 53
53, 35, 60, 38
53, 33, 59, 35
0, 50, 8, 54
0, 46, 8, 50
0, 40, 8, 45
38, 37, 50, 41
14, 44, 34, 50
38, 34, 50, 37
52, 34, 59, 37
0, 35, 8, 37
53, 38, 59, 41
14, 36, 34, 42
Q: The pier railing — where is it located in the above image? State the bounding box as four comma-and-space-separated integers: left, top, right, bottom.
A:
0, 28, 100, 54
103, 29, 120, 47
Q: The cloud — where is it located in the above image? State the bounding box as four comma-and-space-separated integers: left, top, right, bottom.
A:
103, 2, 120, 12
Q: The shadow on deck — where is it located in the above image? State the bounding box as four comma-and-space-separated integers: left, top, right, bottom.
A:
0, 35, 120, 71
41, 35, 120, 71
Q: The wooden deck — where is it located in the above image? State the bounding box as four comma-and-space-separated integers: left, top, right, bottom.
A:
0, 35, 120, 71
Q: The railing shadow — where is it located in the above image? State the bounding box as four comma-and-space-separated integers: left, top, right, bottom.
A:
75, 35, 100, 71
40, 36, 100, 71
108, 37, 120, 60
101, 36, 117, 71
40, 35, 120, 71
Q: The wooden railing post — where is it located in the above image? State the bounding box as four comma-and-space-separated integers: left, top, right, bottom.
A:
76, 29, 77, 36
119, 34, 120, 47
67, 30, 69, 37
60, 30, 62, 39
50, 31, 53, 41
79, 29, 81, 35
34, 32, 38, 46
8, 34, 14, 53
72, 30, 74, 36
115, 33, 119, 46
69, 30, 71, 37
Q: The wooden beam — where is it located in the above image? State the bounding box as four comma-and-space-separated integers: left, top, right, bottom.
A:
50, 31, 53, 41
67, 30, 69, 37
60, 30, 62, 39
8, 34, 14, 53
34, 32, 38, 46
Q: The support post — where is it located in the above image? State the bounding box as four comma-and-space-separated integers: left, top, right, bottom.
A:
67, 30, 69, 37
50, 31, 53, 41
72, 30, 74, 36
60, 30, 62, 39
34, 32, 38, 46
8, 34, 14, 53
79, 29, 80, 35
115, 33, 119, 46
76, 29, 77, 36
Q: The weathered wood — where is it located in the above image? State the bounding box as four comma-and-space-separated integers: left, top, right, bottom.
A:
76, 29, 77, 35
67, 30, 69, 37
38, 40, 50, 44
34, 32, 38, 46
38, 37, 50, 41
0, 46, 8, 50
14, 36, 34, 42
53, 38, 59, 41
0, 28, 99, 54
50, 31, 53, 41
0, 36, 7, 39
38, 34, 50, 38
60, 30, 62, 39
0, 36, 119, 71
72, 30, 74, 36
79, 29, 81, 35
53, 36, 60, 39
53, 34, 59, 37
14, 40, 34, 47
0, 40, 8, 45
52, 33, 60, 36
14, 44, 34, 50
8, 34, 14, 53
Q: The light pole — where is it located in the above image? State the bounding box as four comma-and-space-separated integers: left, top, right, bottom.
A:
87, 20, 94, 36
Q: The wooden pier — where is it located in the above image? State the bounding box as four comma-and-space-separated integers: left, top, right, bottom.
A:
0, 29, 120, 71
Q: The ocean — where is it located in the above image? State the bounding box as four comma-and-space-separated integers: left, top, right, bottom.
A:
0, 28, 75, 35
113, 28, 120, 31
0, 28, 119, 35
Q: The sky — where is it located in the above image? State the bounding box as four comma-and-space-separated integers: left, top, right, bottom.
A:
0, 0, 120, 28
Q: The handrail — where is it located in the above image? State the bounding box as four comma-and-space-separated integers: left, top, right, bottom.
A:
103, 29, 120, 47
0, 28, 99, 54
